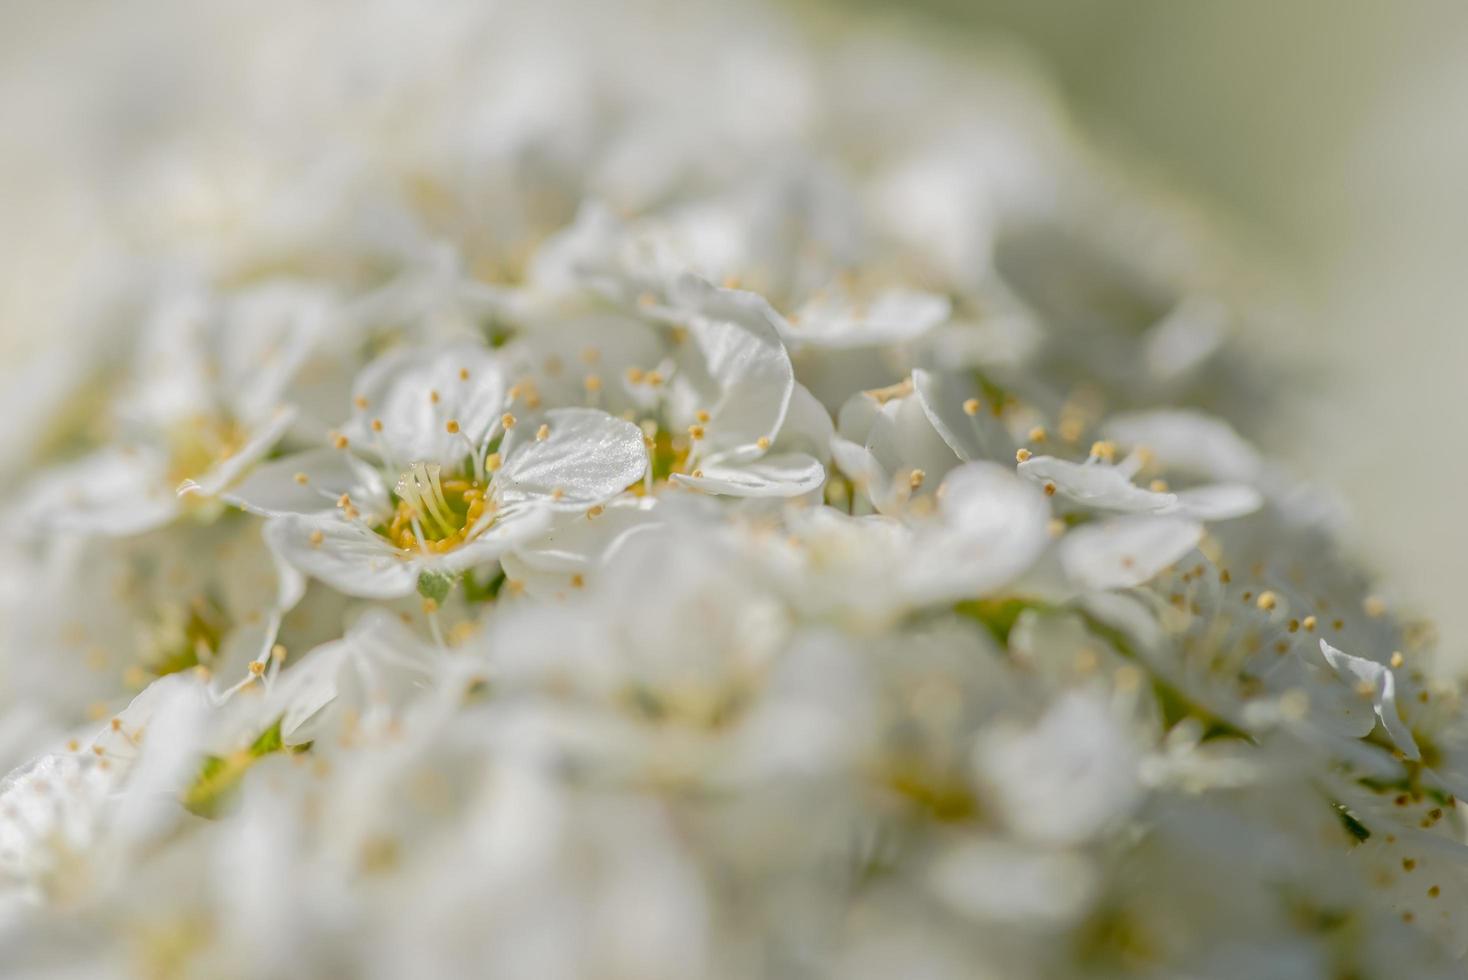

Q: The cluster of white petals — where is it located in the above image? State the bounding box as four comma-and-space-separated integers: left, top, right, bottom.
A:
1, 2, 1464, 977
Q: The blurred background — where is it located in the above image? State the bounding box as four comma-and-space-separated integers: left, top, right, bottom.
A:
834, 0, 1468, 659
3, 0, 1466, 656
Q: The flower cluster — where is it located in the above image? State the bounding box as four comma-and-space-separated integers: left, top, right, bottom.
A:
0, 2, 1463, 977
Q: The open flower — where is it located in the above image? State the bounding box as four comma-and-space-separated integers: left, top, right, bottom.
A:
15, 283, 326, 538
229, 343, 648, 598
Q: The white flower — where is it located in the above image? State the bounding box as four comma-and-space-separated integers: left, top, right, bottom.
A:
233, 344, 647, 598
16, 283, 326, 537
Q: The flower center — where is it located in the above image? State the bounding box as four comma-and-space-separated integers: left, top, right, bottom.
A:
166, 414, 247, 487
383, 462, 489, 554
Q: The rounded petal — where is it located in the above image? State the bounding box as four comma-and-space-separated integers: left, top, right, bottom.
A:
668, 274, 794, 460
19, 448, 177, 538
786, 288, 950, 348
913, 368, 1013, 463
223, 448, 388, 518
264, 514, 418, 599
1168, 483, 1263, 521
346, 343, 507, 468
903, 462, 1050, 600
1102, 409, 1262, 482
1018, 455, 1176, 513
494, 408, 648, 510
1060, 515, 1202, 590
672, 453, 826, 498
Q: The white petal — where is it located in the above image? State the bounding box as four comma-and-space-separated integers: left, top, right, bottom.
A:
672, 453, 825, 498
912, 368, 1012, 462
668, 274, 794, 460
774, 383, 835, 463
786, 288, 950, 348
903, 462, 1049, 600
223, 448, 387, 518
1167, 483, 1263, 521
438, 505, 556, 573
1319, 639, 1421, 761
264, 515, 419, 599
218, 283, 331, 425
1018, 455, 1176, 513
346, 343, 507, 468
1102, 409, 1262, 482
269, 640, 350, 742
494, 408, 647, 510
19, 448, 177, 538
975, 690, 1141, 846
1060, 515, 1203, 590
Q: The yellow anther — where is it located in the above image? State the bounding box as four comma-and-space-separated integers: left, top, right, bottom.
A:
626, 367, 645, 384
1028, 426, 1048, 443
337, 493, 352, 508
551, 487, 566, 501
908, 469, 926, 491
1257, 591, 1278, 611
1015, 448, 1032, 463
963, 398, 981, 416
309, 530, 325, 547
587, 505, 605, 519
689, 425, 705, 440
354, 395, 369, 411
422, 598, 439, 615
66, 739, 79, 752
645, 371, 664, 387
332, 434, 350, 450
271, 644, 287, 662
1149, 479, 1170, 493
570, 574, 585, 589
583, 374, 602, 393
1364, 596, 1388, 618
1302, 615, 1317, 632
446, 419, 460, 434
1390, 651, 1405, 669
429, 390, 441, 404
691, 469, 704, 479
372, 419, 384, 432
536, 424, 550, 441
696, 410, 711, 424
1043, 481, 1057, 496
248, 660, 266, 676
110, 718, 122, 732
756, 436, 771, 450
486, 452, 502, 472
501, 413, 517, 429
1090, 440, 1117, 463
293, 472, 310, 486
459, 368, 471, 381
1047, 518, 1066, 538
